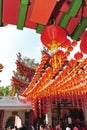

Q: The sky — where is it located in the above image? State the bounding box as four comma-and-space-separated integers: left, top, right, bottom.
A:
0, 25, 43, 87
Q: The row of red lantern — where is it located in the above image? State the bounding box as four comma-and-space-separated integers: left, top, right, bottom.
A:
20, 25, 82, 97
19, 24, 87, 106
56, 64, 86, 92
20, 54, 87, 101
27, 61, 63, 99
31, 93, 87, 117
25, 49, 74, 100
31, 57, 87, 99
54, 61, 87, 94
21, 53, 49, 97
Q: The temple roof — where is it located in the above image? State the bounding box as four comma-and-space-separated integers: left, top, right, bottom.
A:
0, 96, 32, 110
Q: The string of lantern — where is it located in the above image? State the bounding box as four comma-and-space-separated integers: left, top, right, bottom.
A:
19, 24, 87, 113
21, 53, 49, 97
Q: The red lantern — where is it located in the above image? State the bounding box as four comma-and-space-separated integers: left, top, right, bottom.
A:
68, 59, 77, 68
61, 38, 71, 48
71, 40, 77, 47
74, 52, 83, 61
41, 24, 67, 51
80, 37, 87, 54
56, 50, 65, 60
68, 46, 73, 52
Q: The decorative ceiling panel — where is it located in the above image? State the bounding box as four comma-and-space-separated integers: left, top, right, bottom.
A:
0, 0, 87, 41
29, 0, 57, 24
2, 0, 20, 25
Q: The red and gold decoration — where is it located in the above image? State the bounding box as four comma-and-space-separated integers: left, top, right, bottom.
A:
41, 24, 67, 68
74, 52, 83, 62
0, 0, 87, 122
17, 25, 87, 117
41, 24, 67, 49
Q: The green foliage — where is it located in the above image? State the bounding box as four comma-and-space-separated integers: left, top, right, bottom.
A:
0, 85, 11, 96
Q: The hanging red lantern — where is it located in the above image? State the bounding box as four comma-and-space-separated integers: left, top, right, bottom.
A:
74, 52, 83, 61
41, 24, 67, 52
61, 38, 71, 49
68, 59, 77, 68
71, 40, 77, 47
41, 24, 67, 68
65, 51, 70, 56
80, 37, 87, 54
56, 50, 65, 61
67, 46, 73, 52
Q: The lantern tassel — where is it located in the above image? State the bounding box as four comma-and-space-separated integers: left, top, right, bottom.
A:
53, 54, 57, 68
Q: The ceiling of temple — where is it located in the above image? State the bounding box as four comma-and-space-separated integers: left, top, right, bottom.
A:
0, 0, 87, 41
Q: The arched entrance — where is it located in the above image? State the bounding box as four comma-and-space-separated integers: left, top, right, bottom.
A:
6, 115, 22, 129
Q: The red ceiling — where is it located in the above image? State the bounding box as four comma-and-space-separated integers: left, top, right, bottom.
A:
0, 0, 87, 40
